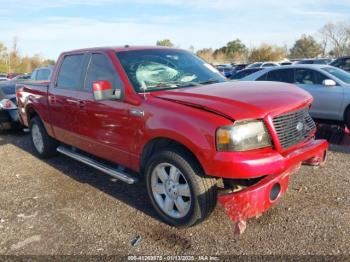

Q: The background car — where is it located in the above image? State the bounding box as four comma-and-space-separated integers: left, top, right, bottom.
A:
295, 58, 332, 65
246, 62, 280, 68
0, 73, 32, 130
279, 61, 293, 65
231, 63, 248, 73
0, 83, 20, 130
330, 56, 350, 72
231, 68, 263, 80
241, 64, 350, 127
215, 64, 233, 78
30, 66, 53, 81
0, 73, 8, 82
7, 73, 21, 80
11, 73, 31, 81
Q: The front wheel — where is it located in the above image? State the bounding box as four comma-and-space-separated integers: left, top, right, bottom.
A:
29, 117, 58, 158
145, 148, 217, 228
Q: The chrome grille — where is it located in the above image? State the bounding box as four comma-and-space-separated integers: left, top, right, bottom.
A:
273, 108, 316, 149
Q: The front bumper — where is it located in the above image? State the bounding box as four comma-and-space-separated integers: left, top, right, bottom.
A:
209, 139, 328, 179
217, 139, 328, 224
218, 164, 296, 222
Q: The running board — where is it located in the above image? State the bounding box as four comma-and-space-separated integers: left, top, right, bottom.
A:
57, 146, 137, 184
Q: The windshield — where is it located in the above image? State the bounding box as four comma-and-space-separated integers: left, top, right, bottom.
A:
116, 49, 225, 92
322, 67, 350, 84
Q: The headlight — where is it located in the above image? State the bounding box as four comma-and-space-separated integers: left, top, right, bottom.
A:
0, 99, 17, 110
216, 120, 272, 151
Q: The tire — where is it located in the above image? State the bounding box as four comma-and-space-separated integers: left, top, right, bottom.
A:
29, 117, 58, 158
145, 147, 217, 228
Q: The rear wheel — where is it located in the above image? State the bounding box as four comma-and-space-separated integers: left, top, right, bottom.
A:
145, 148, 217, 228
29, 117, 58, 158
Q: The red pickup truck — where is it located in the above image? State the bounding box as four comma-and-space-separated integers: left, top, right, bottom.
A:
16, 46, 328, 232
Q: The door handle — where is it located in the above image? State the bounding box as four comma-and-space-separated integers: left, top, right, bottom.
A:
65, 98, 79, 105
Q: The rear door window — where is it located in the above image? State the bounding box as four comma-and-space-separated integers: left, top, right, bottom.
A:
56, 54, 85, 90
266, 69, 294, 83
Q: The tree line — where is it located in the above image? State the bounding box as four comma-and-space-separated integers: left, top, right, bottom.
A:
1, 21, 349, 73
157, 21, 350, 64
0, 38, 55, 74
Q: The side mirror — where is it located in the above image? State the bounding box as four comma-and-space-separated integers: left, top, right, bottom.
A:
322, 79, 337, 87
92, 80, 122, 101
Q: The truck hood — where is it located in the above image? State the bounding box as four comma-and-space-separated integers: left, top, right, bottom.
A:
152, 81, 313, 120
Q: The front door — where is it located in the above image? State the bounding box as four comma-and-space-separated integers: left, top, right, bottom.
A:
75, 52, 133, 168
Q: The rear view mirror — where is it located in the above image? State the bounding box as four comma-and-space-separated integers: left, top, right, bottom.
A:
322, 79, 336, 87
92, 80, 122, 101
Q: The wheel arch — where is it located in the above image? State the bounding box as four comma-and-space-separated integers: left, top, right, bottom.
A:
26, 104, 39, 124
140, 137, 206, 176
26, 105, 55, 138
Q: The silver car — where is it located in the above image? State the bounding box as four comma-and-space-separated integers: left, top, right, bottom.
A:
241, 64, 350, 126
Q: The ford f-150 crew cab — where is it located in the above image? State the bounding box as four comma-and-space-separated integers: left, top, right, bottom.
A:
16, 46, 328, 232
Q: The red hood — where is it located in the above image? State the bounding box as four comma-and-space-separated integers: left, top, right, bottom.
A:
151, 81, 313, 120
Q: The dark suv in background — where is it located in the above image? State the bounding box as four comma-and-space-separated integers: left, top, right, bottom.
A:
331, 56, 350, 72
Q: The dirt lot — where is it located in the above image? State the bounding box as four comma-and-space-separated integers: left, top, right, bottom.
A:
0, 131, 349, 256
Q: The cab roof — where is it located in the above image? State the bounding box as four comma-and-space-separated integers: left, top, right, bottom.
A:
63, 45, 180, 55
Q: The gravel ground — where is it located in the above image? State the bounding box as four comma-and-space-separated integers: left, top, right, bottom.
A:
0, 131, 349, 257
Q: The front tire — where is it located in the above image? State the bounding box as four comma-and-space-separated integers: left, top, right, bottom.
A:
29, 117, 58, 158
145, 148, 217, 228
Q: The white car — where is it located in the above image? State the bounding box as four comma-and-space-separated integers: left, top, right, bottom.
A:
241, 64, 350, 127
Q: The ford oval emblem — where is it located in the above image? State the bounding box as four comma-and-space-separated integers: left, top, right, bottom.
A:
296, 122, 304, 132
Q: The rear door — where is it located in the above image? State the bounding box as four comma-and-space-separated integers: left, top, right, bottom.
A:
293, 68, 344, 120
48, 53, 89, 147
75, 52, 132, 167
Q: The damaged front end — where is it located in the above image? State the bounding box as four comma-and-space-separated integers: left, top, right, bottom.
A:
217, 164, 298, 234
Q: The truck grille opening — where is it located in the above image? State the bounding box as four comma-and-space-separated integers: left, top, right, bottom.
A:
273, 108, 316, 149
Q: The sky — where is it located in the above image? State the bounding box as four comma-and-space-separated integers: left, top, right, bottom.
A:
0, 0, 349, 59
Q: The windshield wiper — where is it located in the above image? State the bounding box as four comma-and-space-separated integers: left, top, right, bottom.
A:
145, 79, 221, 91
198, 78, 222, 85
146, 81, 201, 90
